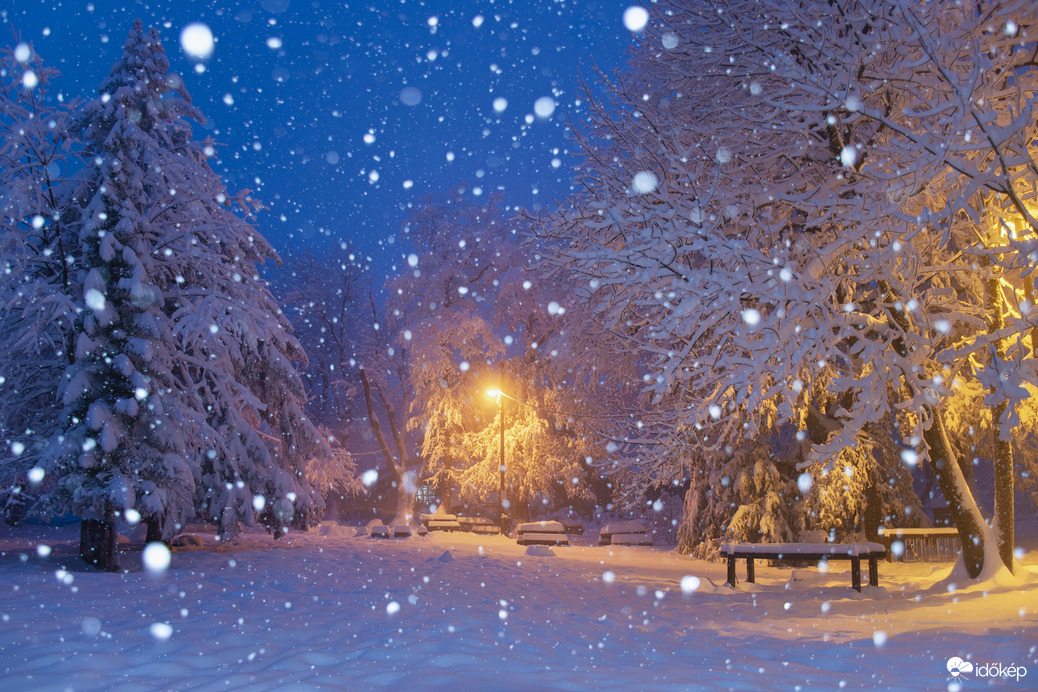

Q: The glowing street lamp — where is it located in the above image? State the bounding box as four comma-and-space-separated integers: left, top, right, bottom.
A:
487, 389, 508, 529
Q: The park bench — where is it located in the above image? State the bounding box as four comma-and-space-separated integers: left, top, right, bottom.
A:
599, 520, 653, 546
559, 518, 585, 535
875, 527, 959, 562
457, 516, 501, 535
720, 542, 886, 592
420, 512, 461, 532
389, 521, 412, 538
516, 520, 570, 546
364, 519, 391, 539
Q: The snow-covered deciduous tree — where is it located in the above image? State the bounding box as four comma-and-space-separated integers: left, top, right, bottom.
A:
381, 191, 512, 517
540, 0, 1038, 577
304, 426, 359, 502
368, 190, 613, 524
460, 383, 600, 524
407, 310, 503, 513
29, 22, 327, 558
493, 249, 627, 518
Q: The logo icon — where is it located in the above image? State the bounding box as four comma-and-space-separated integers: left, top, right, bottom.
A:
947, 657, 974, 679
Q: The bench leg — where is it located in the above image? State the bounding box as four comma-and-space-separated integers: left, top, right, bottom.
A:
868, 556, 878, 587
851, 557, 862, 592
745, 557, 755, 584
726, 556, 737, 588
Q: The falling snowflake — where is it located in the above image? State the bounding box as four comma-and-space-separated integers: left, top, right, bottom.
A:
631, 171, 659, 195
680, 576, 701, 593
143, 542, 172, 575
623, 6, 649, 32
85, 288, 106, 312
840, 145, 857, 168
797, 472, 813, 494
534, 97, 555, 118
180, 23, 214, 60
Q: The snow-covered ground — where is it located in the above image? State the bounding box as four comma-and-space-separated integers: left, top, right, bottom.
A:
1, 521, 1035, 691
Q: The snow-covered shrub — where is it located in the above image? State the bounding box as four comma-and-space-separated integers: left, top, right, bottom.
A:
305, 431, 360, 502
801, 434, 922, 541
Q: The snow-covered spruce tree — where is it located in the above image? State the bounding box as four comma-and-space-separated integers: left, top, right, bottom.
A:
800, 428, 921, 541
0, 42, 82, 522
541, 0, 1037, 577
38, 22, 326, 558
682, 442, 800, 556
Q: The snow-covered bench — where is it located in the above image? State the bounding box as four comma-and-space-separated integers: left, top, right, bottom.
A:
364, 520, 391, 539
720, 542, 886, 592
599, 520, 653, 546
420, 512, 461, 532
457, 516, 500, 535
389, 521, 412, 538
875, 527, 958, 562
559, 518, 585, 535
516, 520, 569, 546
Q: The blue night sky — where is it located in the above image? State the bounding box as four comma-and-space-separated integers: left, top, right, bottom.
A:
4, 1, 638, 277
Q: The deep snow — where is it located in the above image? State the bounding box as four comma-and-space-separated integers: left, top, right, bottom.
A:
1, 521, 1035, 691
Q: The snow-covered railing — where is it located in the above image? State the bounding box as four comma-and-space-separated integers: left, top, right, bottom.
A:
875, 527, 959, 562
720, 542, 887, 592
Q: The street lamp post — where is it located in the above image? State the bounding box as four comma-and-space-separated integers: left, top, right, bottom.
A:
487, 389, 507, 530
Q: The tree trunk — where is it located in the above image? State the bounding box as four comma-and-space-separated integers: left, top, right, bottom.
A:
880, 279, 990, 577
81, 514, 119, 572
863, 477, 883, 541
373, 381, 417, 521
986, 269, 1015, 572
922, 407, 987, 578
359, 367, 413, 523
145, 516, 169, 545
376, 383, 412, 470
389, 463, 413, 523
992, 408, 1015, 571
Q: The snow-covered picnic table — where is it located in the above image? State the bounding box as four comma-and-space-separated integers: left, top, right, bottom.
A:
364, 520, 391, 539
720, 542, 887, 592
